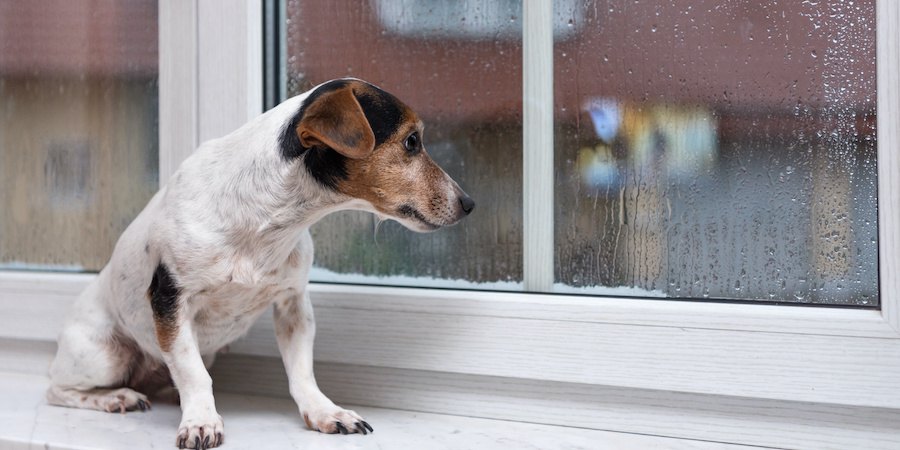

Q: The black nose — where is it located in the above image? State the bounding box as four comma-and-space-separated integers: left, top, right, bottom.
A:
459, 195, 475, 215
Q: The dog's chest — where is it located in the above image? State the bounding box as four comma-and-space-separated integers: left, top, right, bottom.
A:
190, 280, 298, 354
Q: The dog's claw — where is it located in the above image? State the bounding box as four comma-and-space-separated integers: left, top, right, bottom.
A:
202, 435, 210, 450
177, 435, 186, 449
361, 421, 374, 433
304, 407, 369, 435
215, 432, 224, 447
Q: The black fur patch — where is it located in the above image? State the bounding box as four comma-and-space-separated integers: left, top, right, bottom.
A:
278, 79, 405, 190
280, 80, 352, 189
148, 263, 180, 331
279, 79, 351, 160
354, 86, 404, 146
304, 146, 348, 190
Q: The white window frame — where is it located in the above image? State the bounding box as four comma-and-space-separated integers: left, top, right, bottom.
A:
1, 1, 898, 447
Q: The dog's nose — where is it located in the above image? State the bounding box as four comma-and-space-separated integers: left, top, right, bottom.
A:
459, 195, 475, 215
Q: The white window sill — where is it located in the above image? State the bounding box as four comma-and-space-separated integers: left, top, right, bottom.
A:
0, 371, 757, 450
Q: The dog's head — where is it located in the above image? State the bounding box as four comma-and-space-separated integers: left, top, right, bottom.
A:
282, 79, 474, 232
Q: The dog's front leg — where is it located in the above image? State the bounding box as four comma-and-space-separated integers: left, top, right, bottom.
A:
150, 264, 223, 448
161, 318, 224, 449
273, 291, 372, 435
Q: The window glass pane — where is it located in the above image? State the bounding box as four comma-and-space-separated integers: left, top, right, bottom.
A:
554, 1, 877, 305
286, 0, 523, 289
0, 1, 159, 272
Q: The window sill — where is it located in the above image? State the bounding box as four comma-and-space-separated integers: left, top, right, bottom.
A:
0, 372, 751, 450
4, 271, 900, 449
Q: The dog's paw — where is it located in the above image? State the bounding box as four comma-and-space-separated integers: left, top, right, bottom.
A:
97, 388, 152, 413
176, 414, 224, 449
302, 406, 373, 435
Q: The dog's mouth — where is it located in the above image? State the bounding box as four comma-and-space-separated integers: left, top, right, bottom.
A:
397, 205, 442, 231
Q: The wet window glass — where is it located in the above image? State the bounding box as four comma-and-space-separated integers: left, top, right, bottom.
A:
554, 1, 877, 304
282, 0, 877, 305
0, 0, 159, 272
286, 0, 524, 289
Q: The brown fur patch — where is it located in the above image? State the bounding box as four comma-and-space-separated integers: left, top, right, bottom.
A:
297, 85, 375, 159
273, 295, 302, 339
147, 264, 180, 353
154, 324, 176, 352
338, 136, 451, 223
148, 296, 178, 353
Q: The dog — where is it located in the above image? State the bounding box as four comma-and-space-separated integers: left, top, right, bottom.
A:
46, 78, 475, 449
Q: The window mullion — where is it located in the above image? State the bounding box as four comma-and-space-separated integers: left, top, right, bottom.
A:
523, 0, 555, 292
159, 0, 199, 183
877, 0, 900, 330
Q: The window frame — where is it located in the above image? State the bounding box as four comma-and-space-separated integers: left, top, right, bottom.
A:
0, 0, 898, 446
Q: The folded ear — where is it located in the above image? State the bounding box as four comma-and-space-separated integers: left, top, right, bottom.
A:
296, 86, 376, 159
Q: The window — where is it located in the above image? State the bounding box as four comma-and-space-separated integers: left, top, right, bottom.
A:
280, 0, 878, 305
0, 0, 159, 272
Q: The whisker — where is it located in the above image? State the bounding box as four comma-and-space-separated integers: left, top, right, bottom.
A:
373, 217, 385, 246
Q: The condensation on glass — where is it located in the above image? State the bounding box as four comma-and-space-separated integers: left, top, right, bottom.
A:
0, 1, 159, 272
554, 1, 877, 305
286, 0, 523, 288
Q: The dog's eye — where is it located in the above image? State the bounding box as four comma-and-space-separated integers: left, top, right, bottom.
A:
404, 132, 420, 154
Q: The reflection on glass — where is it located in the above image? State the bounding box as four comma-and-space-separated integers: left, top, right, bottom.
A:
286, 0, 523, 289
554, 1, 877, 305
0, 1, 159, 272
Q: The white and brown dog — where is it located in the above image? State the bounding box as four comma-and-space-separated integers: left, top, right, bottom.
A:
47, 78, 474, 449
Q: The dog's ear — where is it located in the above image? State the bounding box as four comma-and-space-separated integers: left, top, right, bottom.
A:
296, 86, 376, 159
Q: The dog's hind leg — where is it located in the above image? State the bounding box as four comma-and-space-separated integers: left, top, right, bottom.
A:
47, 277, 151, 413
46, 385, 151, 413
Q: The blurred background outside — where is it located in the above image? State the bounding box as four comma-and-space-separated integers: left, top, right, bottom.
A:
0, 0, 878, 305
